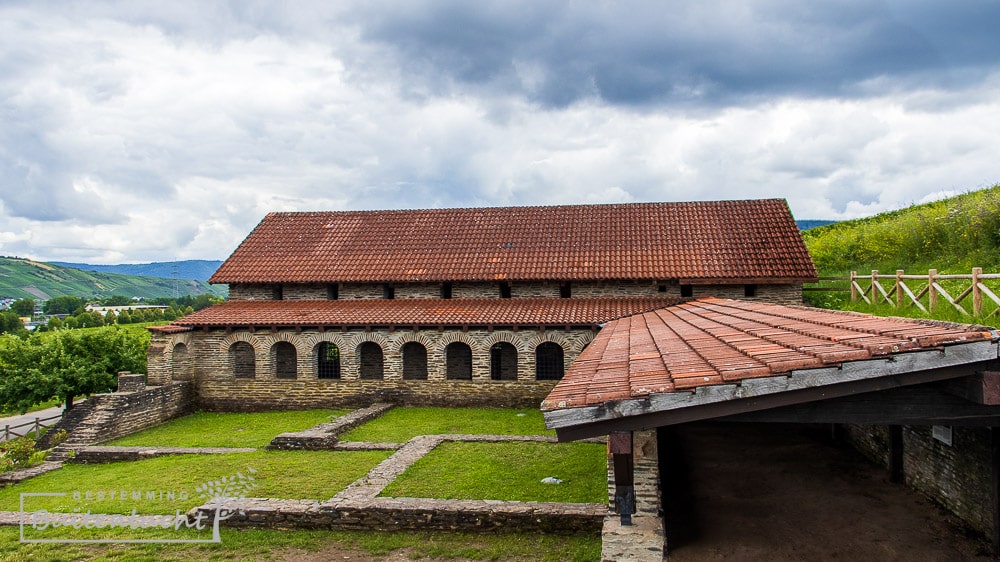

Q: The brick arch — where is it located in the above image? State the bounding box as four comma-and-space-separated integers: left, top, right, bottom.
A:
563, 332, 597, 355
394, 331, 435, 352
345, 332, 391, 350
300, 332, 350, 351
220, 331, 264, 353
522, 331, 574, 351
437, 331, 482, 355
482, 332, 530, 354
257, 331, 309, 356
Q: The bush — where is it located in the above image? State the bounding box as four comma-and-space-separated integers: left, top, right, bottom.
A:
0, 436, 43, 473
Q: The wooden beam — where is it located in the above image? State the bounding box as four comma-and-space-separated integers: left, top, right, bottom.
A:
941, 371, 1000, 405
889, 425, 904, 484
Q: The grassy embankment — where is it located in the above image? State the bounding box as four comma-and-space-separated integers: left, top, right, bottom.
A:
802, 185, 1000, 322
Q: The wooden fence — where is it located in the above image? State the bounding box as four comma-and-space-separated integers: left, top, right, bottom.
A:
804, 268, 1000, 318
1, 412, 63, 441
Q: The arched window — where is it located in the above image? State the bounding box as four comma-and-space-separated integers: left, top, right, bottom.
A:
230, 341, 256, 379
172, 342, 192, 381
535, 342, 564, 380
317, 342, 341, 379
272, 342, 297, 379
402, 342, 428, 380
358, 342, 384, 380
490, 342, 518, 381
446, 342, 473, 380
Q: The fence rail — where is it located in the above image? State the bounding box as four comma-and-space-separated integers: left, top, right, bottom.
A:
804, 268, 1000, 318
2, 412, 63, 441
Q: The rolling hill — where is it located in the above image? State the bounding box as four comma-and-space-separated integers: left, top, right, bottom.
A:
0, 257, 227, 301
50, 260, 223, 282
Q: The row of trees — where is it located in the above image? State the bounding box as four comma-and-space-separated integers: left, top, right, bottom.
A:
0, 326, 149, 413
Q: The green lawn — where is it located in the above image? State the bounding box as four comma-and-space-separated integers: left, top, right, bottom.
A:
340, 406, 554, 442
381, 441, 607, 503
0, 527, 602, 562
1, 450, 390, 515
106, 409, 347, 448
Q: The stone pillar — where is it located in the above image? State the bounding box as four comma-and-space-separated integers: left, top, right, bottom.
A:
117, 371, 146, 393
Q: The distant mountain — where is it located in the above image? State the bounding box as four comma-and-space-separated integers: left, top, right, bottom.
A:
796, 220, 836, 231
0, 257, 227, 301
50, 260, 224, 282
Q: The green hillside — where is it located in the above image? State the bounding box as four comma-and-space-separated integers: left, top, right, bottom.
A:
803, 185, 1000, 274
0, 257, 227, 301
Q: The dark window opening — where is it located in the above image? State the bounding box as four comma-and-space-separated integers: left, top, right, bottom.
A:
317, 342, 341, 379
327, 284, 339, 300
680, 285, 693, 297
230, 341, 255, 378
744, 284, 757, 297
658, 284, 667, 293
535, 342, 564, 380
446, 342, 473, 380
560, 282, 571, 298
272, 285, 283, 300
358, 342, 384, 379
402, 342, 428, 380
499, 282, 511, 299
441, 283, 453, 299
490, 342, 518, 381
383, 284, 395, 299
273, 342, 297, 379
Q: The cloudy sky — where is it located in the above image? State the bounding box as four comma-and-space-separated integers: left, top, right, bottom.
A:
2, 1, 998, 264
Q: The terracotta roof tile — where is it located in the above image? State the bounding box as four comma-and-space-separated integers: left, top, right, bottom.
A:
172, 297, 682, 328
210, 200, 817, 284
542, 297, 998, 411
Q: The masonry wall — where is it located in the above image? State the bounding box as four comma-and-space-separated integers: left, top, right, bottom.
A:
227, 281, 805, 304
149, 326, 596, 410
844, 424, 992, 535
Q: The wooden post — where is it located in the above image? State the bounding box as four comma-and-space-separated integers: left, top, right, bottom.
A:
974, 267, 984, 317
871, 270, 879, 305
850, 271, 858, 303
929, 269, 938, 313
896, 270, 904, 308
610, 431, 635, 525
889, 425, 904, 484
992, 427, 1000, 557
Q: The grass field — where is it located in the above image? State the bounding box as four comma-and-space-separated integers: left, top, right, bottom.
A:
106, 409, 348, 448
340, 406, 554, 442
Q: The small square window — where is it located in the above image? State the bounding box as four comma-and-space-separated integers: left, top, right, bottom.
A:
680, 285, 693, 297
744, 284, 757, 297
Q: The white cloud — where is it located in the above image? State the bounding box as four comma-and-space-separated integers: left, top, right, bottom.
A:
0, 1, 998, 263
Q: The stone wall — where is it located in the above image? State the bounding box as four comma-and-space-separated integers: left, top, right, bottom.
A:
149, 326, 594, 410
844, 424, 992, 535
40, 380, 194, 458
227, 281, 805, 304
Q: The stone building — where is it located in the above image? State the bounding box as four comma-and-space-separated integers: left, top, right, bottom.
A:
147, 199, 817, 410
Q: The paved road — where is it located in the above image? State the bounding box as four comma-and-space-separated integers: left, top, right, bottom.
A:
0, 405, 67, 442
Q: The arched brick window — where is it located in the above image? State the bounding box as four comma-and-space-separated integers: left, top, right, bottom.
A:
317, 342, 341, 379
272, 342, 297, 379
490, 342, 518, 381
446, 342, 473, 380
358, 342, 384, 380
535, 342, 564, 380
172, 342, 192, 381
402, 342, 428, 380
229, 341, 256, 379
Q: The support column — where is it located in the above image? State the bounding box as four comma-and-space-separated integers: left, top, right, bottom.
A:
991, 427, 1000, 556
889, 425, 904, 484
610, 431, 635, 526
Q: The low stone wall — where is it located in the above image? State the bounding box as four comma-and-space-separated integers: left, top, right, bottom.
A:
844, 424, 992, 535
266, 403, 394, 450
41, 380, 194, 460
69, 446, 256, 464
192, 497, 603, 535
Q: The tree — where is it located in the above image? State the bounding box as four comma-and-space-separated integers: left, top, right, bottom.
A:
10, 298, 35, 317
43, 296, 86, 315
0, 312, 24, 335
0, 326, 149, 413
102, 295, 131, 306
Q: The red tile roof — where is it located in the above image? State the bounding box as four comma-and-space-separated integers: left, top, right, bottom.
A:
170, 297, 682, 328
541, 298, 998, 410
210, 200, 817, 284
